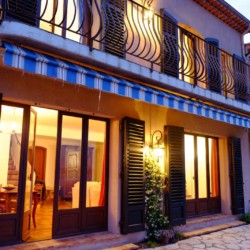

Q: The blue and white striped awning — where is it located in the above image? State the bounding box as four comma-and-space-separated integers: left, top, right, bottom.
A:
2, 42, 250, 128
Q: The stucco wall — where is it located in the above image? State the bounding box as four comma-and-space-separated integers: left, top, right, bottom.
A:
1, 65, 250, 240
154, 0, 243, 56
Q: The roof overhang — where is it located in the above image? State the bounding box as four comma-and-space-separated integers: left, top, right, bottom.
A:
193, 0, 249, 33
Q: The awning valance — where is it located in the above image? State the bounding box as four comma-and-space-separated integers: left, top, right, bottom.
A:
2, 42, 250, 128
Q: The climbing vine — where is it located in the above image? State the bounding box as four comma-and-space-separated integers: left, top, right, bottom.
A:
145, 152, 169, 241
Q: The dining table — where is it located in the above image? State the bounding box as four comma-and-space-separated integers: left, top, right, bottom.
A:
0, 187, 18, 213
0, 187, 39, 227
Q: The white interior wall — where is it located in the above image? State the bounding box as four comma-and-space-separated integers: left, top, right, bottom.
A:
0, 133, 10, 186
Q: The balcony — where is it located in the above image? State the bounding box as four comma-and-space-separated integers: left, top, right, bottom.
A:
0, 0, 249, 102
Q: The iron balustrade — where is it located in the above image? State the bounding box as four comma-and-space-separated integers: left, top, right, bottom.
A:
0, 0, 249, 100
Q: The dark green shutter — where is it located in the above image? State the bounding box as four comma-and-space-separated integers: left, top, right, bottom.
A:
121, 117, 145, 234
164, 126, 186, 226
228, 137, 244, 214
206, 38, 221, 93
4, 0, 40, 26
104, 0, 125, 58
161, 10, 179, 78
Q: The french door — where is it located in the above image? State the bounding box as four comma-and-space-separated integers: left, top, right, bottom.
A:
0, 103, 35, 245
185, 134, 221, 217
52, 112, 109, 237
22, 108, 37, 241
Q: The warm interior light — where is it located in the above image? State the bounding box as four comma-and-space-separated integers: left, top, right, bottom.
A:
153, 147, 163, 158
144, 7, 154, 21
149, 130, 165, 172
10, 121, 17, 133
0, 121, 6, 133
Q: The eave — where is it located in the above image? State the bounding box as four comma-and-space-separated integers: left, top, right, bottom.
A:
193, 0, 249, 33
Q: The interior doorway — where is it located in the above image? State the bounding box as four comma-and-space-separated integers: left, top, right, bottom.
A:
185, 134, 221, 217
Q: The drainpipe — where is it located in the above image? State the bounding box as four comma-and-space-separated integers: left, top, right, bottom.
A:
242, 23, 250, 60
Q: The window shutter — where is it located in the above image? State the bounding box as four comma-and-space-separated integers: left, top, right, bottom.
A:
164, 126, 186, 226
206, 38, 221, 93
104, 0, 125, 58
121, 117, 145, 234
228, 137, 244, 214
3, 0, 40, 26
161, 10, 179, 78
233, 55, 247, 101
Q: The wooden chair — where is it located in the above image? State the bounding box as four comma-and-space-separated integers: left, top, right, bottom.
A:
9, 198, 17, 213
0, 198, 7, 213
34, 184, 43, 204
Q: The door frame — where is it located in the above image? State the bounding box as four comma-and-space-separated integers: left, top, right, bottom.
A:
0, 101, 32, 245
22, 107, 37, 241
52, 111, 110, 238
185, 133, 221, 218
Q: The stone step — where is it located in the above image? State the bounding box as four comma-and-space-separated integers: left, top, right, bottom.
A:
183, 220, 246, 238
8, 174, 19, 180
7, 180, 18, 186
104, 243, 139, 250
8, 164, 16, 170
9, 158, 14, 164
175, 214, 241, 233
8, 170, 19, 175
0, 232, 131, 250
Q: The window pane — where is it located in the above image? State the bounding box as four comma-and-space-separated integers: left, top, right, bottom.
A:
86, 119, 106, 207
0, 106, 23, 214
58, 116, 82, 210
197, 136, 207, 199
185, 134, 195, 199
209, 138, 219, 197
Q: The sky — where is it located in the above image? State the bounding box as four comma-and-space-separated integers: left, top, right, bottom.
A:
224, 0, 250, 43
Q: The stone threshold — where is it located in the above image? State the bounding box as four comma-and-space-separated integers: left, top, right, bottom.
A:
175, 213, 246, 238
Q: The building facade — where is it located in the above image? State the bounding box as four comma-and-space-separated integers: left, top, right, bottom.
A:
0, 0, 250, 246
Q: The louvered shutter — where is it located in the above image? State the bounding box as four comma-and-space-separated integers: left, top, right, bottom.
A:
3, 0, 40, 26
164, 126, 185, 226
233, 55, 247, 101
121, 117, 145, 234
206, 38, 221, 93
228, 137, 244, 214
161, 10, 179, 78
104, 0, 125, 58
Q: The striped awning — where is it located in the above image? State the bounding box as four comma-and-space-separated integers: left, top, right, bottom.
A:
2, 42, 250, 128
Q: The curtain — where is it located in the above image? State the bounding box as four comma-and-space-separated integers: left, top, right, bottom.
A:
211, 139, 219, 197
98, 141, 106, 206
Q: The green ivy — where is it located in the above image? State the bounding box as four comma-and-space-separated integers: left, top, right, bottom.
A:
145, 152, 169, 241
241, 213, 250, 224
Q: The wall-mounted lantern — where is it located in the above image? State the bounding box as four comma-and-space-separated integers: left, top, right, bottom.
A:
150, 130, 164, 161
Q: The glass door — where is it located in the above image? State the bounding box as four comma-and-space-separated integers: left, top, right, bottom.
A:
0, 104, 25, 245
185, 134, 220, 217
53, 113, 109, 237
22, 108, 37, 241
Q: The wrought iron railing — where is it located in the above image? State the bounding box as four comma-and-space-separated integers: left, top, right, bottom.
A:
0, 0, 250, 101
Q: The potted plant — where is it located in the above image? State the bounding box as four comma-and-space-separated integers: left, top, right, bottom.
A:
161, 227, 176, 243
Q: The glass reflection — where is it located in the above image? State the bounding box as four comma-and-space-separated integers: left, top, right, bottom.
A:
86, 119, 106, 207
58, 115, 82, 210
0, 106, 24, 214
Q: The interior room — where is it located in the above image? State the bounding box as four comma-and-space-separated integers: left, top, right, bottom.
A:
0, 105, 106, 242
